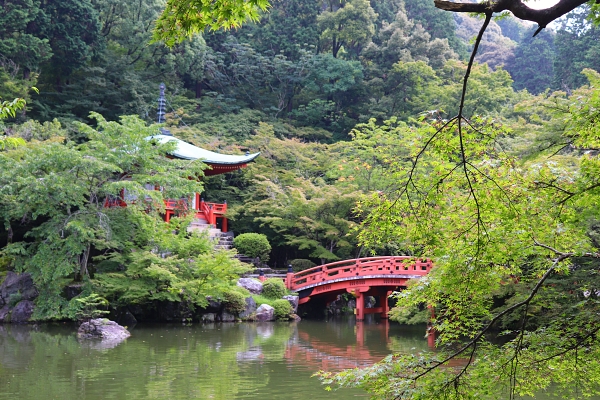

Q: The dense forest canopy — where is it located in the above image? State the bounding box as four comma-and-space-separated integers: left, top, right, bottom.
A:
1, 0, 600, 397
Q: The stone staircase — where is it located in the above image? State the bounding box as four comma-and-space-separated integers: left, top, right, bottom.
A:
187, 218, 233, 250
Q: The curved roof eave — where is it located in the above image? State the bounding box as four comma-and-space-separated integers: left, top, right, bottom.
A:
148, 134, 260, 165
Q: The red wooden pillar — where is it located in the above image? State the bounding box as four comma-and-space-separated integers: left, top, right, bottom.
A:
222, 217, 228, 232
355, 291, 365, 321
380, 290, 391, 319
348, 287, 369, 321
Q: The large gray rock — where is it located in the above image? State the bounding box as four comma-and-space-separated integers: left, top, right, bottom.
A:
220, 311, 237, 322
239, 296, 257, 320
78, 318, 131, 342
237, 278, 263, 294
0, 272, 38, 303
201, 313, 216, 322
283, 295, 299, 313
0, 305, 11, 322
255, 304, 275, 322
10, 300, 34, 323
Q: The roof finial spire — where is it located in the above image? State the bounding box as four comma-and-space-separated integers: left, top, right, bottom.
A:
157, 83, 172, 136
157, 83, 166, 124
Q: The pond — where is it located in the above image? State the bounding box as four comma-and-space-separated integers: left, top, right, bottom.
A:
0, 317, 429, 399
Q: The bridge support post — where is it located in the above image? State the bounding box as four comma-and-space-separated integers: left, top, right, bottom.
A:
347, 287, 370, 321
380, 291, 391, 319
355, 291, 365, 321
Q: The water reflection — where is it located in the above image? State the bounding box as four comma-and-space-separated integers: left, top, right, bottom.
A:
0, 319, 429, 399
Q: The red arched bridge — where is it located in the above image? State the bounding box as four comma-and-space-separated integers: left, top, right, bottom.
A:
283, 256, 433, 321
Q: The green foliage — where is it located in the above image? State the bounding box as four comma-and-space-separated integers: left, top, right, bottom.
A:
272, 298, 293, 320
154, 0, 270, 45
0, 97, 26, 119
93, 217, 250, 309
233, 233, 271, 261
261, 278, 286, 300
289, 259, 316, 272
7, 291, 22, 308
317, 0, 377, 59
250, 293, 276, 307
553, 6, 600, 91
387, 302, 430, 325
0, 113, 254, 319
320, 71, 600, 398
506, 27, 555, 94
222, 288, 248, 316
0, 0, 52, 72
70, 293, 109, 321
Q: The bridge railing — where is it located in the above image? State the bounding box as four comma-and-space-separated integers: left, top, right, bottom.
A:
288, 256, 433, 291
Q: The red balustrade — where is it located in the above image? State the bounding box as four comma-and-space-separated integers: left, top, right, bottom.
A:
287, 256, 433, 292
285, 256, 433, 321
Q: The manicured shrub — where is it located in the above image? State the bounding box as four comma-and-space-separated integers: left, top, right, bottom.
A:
290, 258, 316, 272
222, 289, 247, 316
233, 233, 271, 262
262, 278, 286, 299
272, 299, 293, 320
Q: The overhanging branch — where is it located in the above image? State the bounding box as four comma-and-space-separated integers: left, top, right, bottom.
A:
434, 0, 590, 31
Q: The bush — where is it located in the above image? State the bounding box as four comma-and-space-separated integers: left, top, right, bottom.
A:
290, 259, 316, 272
223, 289, 247, 316
233, 233, 271, 261
262, 278, 286, 299
272, 299, 293, 320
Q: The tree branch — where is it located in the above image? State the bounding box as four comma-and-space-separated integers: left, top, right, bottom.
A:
434, 0, 589, 31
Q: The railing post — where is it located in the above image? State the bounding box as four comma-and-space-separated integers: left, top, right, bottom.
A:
286, 264, 294, 290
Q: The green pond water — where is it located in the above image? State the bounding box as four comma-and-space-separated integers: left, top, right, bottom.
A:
0, 318, 594, 400
0, 318, 430, 400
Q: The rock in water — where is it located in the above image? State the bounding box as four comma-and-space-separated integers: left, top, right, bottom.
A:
10, 300, 34, 323
239, 296, 257, 320
78, 318, 131, 341
255, 304, 275, 322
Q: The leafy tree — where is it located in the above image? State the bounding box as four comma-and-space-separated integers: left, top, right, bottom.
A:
454, 13, 516, 70
553, 6, 600, 92
317, 0, 377, 59
0, 97, 26, 149
402, 0, 466, 57
362, 9, 456, 70
314, 0, 600, 393
236, 0, 321, 61
153, 0, 270, 46
33, 0, 102, 87
0, 0, 52, 77
506, 27, 555, 94
94, 216, 248, 309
